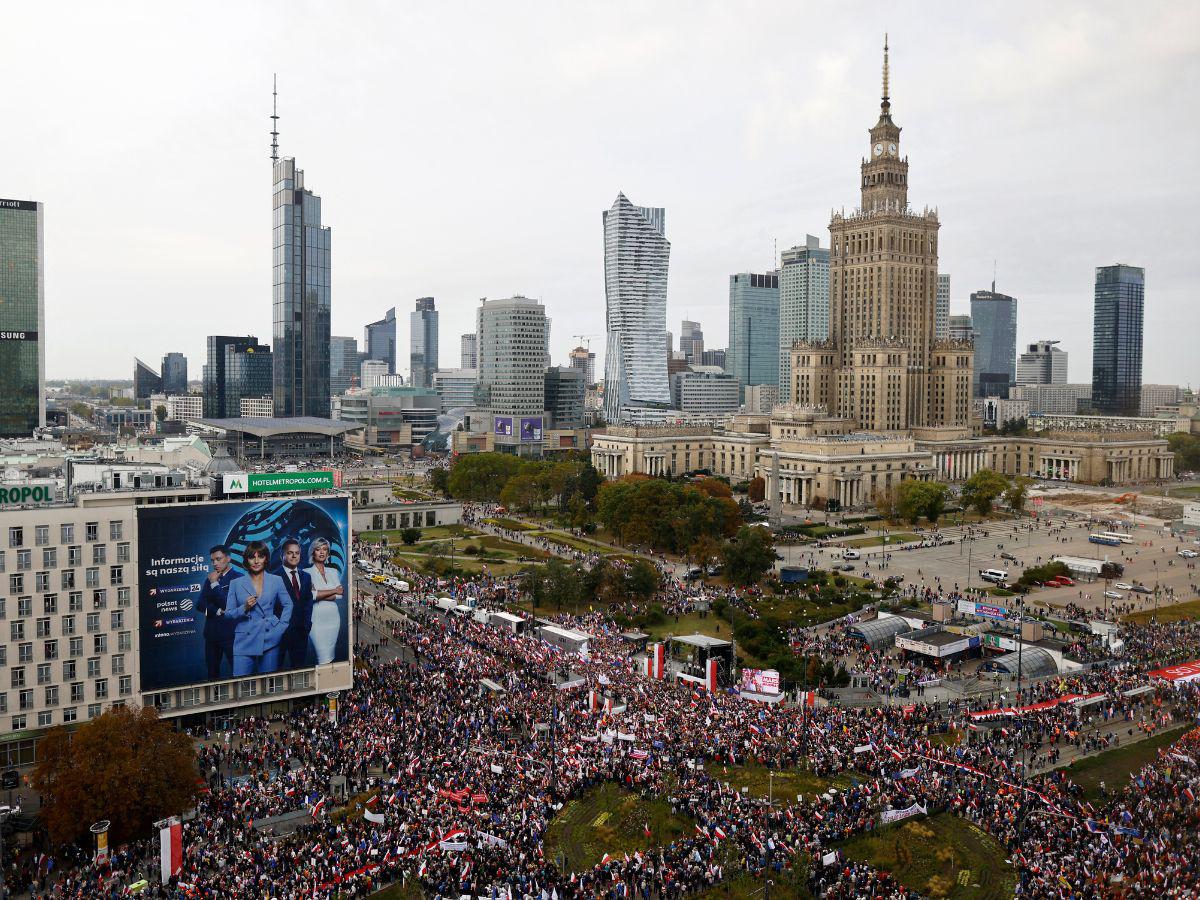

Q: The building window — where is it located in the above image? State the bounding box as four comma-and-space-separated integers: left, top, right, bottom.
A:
63, 707, 77, 723
43, 641, 57, 661
85, 568, 99, 588
60, 524, 74, 544
10, 716, 25, 732
37, 711, 52, 728
61, 570, 74, 590
16, 597, 29, 618
44, 685, 58, 706
9, 668, 23, 689
110, 611, 123, 630
117, 631, 131, 653
35, 618, 50, 638
18, 690, 32, 711
94, 679, 108, 699
17, 644, 31, 664
85, 523, 98, 542
9, 622, 22, 642
69, 637, 82, 658
8, 575, 22, 595
180, 688, 201, 707
36, 663, 51, 685
34, 526, 49, 546
86, 703, 101, 720
118, 676, 131, 697
42, 594, 57, 615
117, 587, 130, 607
68, 591, 82, 612
109, 522, 123, 541
15, 552, 29, 572
92, 545, 106, 565
117, 543, 130, 563
62, 660, 75, 680
109, 566, 123, 586
211, 683, 231, 703
111, 654, 124, 675
70, 683, 84, 703
67, 546, 81, 567
92, 591, 106, 610
86, 613, 100, 633
8, 528, 23, 548
93, 634, 107, 654
86, 657, 100, 678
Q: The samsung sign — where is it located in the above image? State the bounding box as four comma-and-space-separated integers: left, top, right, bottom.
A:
0, 485, 54, 506
0, 331, 38, 342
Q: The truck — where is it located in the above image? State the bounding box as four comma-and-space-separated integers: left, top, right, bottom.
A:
1051, 555, 1123, 579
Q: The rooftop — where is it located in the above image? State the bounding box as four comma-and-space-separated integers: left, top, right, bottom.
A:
196, 417, 361, 438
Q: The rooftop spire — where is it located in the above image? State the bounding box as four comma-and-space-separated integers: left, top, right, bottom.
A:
270, 74, 280, 163
881, 34, 890, 114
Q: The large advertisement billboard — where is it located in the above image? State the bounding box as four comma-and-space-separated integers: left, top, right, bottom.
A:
494, 416, 513, 437
519, 417, 543, 442
138, 498, 351, 691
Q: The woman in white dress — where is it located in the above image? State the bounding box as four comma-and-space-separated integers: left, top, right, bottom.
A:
304, 538, 343, 665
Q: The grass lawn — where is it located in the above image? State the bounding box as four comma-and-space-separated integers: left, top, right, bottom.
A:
839, 814, 1016, 899
841, 532, 920, 548
355, 524, 474, 543
543, 781, 693, 874
694, 873, 812, 899
1123, 598, 1200, 624
722, 764, 845, 801
391, 488, 429, 500
638, 610, 735, 645
535, 531, 617, 555
1065, 725, 1190, 800
482, 516, 539, 531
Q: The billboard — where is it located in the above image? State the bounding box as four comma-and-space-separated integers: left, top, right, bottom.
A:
740, 668, 781, 694
138, 498, 351, 691
519, 417, 543, 442
223, 471, 342, 495
494, 416, 513, 437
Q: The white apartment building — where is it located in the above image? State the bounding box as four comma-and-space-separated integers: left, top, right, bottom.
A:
1016, 341, 1068, 385
670, 367, 741, 415
239, 396, 274, 418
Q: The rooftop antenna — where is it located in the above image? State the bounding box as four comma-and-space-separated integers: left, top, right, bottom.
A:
270, 74, 280, 163
881, 33, 890, 114
992, 259, 997, 294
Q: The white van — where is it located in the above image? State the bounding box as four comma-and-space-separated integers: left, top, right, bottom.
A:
979, 568, 1009, 584
842, 549, 861, 560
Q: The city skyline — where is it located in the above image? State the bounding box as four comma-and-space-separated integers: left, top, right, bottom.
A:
3, 4, 1197, 386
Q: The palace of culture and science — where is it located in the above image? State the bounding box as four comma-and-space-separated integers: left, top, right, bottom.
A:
592, 41, 1173, 507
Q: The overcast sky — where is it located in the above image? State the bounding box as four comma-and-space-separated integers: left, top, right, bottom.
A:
5, 1, 1198, 387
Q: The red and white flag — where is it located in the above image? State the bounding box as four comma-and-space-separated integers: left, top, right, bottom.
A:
159, 816, 182, 883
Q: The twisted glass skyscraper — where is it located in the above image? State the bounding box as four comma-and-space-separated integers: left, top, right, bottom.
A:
272, 157, 331, 417
603, 193, 671, 423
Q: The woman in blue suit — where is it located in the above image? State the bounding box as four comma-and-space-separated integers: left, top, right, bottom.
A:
225, 541, 292, 676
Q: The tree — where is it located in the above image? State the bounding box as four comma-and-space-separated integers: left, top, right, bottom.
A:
32, 706, 200, 847
747, 476, 766, 503
625, 559, 660, 599
154, 404, 168, 422
961, 469, 1011, 517
446, 453, 524, 500
1004, 475, 1033, 512
429, 467, 450, 497
401, 527, 421, 545
1167, 433, 1200, 472
521, 564, 548, 608
689, 534, 722, 569
895, 480, 948, 525
722, 526, 777, 586
874, 486, 898, 521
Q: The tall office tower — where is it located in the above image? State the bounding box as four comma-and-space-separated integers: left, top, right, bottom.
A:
728, 272, 780, 392
948, 314, 974, 342
203, 336, 272, 417
665, 332, 673, 353
701, 348, 726, 369
431, 368, 479, 412
791, 39, 973, 434
1016, 340, 1068, 385
970, 288, 1018, 397
160, 352, 188, 395
272, 156, 331, 418
329, 335, 359, 395
1092, 264, 1144, 416
544, 366, 586, 428
134, 358, 162, 400
603, 194, 671, 423
460, 333, 478, 369
679, 320, 704, 364
365, 307, 397, 373
477, 296, 549, 451
777, 235, 830, 401
935, 274, 950, 339
568, 345, 596, 385
0, 199, 44, 437
410, 297, 438, 389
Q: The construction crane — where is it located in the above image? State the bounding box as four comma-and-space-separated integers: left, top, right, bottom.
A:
572, 334, 598, 350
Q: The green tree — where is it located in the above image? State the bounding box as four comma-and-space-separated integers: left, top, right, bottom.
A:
521, 564, 548, 608
625, 559, 660, 599
429, 467, 450, 497
154, 404, 167, 422
400, 527, 421, 545
32, 706, 200, 847
1004, 475, 1033, 512
446, 452, 524, 500
542, 557, 583, 611
721, 525, 777, 586
961, 468, 1010, 517
1167, 433, 1200, 472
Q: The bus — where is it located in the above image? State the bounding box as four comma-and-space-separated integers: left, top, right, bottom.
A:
1089, 534, 1122, 547
1095, 531, 1133, 544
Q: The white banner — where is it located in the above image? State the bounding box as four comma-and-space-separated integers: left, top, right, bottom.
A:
617, 732, 636, 742
853, 743, 875, 754
439, 840, 469, 851
821, 851, 838, 867
475, 830, 509, 849
364, 810, 385, 824
880, 802, 927, 825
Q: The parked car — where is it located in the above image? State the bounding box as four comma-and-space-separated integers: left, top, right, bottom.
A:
1104, 590, 1123, 600
1115, 582, 1133, 590
1178, 549, 1198, 559
1131, 584, 1153, 594
1000, 552, 1017, 561
1056, 576, 1076, 586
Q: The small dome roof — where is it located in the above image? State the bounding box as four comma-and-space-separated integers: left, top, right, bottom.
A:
205, 447, 241, 475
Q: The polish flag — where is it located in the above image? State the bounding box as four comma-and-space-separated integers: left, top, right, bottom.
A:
600, 853, 612, 865
713, 826, 727, 841
311, 798, 327, 819
159, 817, 182, 883
643, 823, 651, 838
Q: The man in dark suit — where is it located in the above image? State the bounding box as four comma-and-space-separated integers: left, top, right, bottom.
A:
198, 545, 237, 679
273, 537, 314, 670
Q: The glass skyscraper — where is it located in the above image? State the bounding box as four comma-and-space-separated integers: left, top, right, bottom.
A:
272, 157, 331, 417
0, 198, 44, 437
969, 288, 1018, 398
1091, 264, 1144, 416
134, 358, 162, 399
203, 336, 272, 418
410, 297, 438, 388
329, 335, 359, 395
161, 352, 188, 395
727, 272, 779, 392
603, 193, 671, 423
476, 296, 548, 453
777, 236, 829, 402
365, 307, 396, 373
